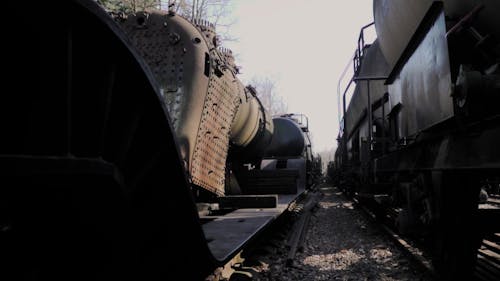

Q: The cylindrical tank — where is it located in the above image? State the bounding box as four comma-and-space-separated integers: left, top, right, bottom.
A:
229, 86, 274, 162
265, 117, 306, 158
230, 87, 272, 148
230, 94, 260, 146
374, 0, 500, 68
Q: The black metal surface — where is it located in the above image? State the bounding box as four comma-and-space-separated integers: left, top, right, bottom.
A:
1, 1, 214, 280
374, 117, 500, 173
266, 118, 306, 158
202, 190, 306, 262
218, 195, 278, 209
385, 2, 444, 84
386, 6, 454, 138
238, 169, 299, 195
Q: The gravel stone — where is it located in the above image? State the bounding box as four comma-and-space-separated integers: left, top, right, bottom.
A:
246, 186, 432, 281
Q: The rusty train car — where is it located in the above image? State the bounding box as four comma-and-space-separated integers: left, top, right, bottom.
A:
334, 0, 499, 279
0, 1, 317, 280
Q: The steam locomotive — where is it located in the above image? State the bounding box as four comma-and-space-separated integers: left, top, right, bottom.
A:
0, 0, 317, 280
334, 0, 499, 279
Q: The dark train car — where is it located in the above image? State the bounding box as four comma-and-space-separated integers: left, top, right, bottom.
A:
0, 1, 317, 280
335, 0, 499, 280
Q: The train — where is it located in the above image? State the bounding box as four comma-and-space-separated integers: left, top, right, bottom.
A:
0, 0, 318, 280
333, 0, 500, 280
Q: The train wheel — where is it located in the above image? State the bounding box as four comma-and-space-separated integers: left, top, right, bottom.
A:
431, 171, 481, 280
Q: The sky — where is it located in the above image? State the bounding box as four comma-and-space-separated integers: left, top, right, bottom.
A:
223, 0, 376, 153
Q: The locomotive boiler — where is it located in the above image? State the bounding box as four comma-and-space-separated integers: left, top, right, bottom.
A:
119, 11, 275, 197
334, 0, 500, 279
117, 9, 315, 201
0, 1, 316, 280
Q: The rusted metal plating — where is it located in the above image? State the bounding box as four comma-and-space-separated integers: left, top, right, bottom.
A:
120, 11, 272, 195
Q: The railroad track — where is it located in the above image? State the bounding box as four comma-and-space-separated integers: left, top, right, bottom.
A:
351, 197, 435, 275
476, 194, 500, 281
205, 187, 499, 280
352, 195, 500, 281
475, 233, 500, 281
204, 187, 321, 280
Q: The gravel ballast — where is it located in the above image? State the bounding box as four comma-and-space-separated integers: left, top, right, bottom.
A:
242, 186, 432, 281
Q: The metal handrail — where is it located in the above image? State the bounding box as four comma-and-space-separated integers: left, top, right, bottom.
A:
336, 22, 383, 165
337, 22, 375, 136
354, 22, 375, 76
337, 54, 355, 127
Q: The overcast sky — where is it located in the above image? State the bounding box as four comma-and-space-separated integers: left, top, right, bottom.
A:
223, 0, 375, 153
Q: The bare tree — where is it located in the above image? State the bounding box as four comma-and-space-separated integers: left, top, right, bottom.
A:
100, 0, 235, 42
169, 0, 236, 42
168, 0, 231, 22
249, 76, 288, 117
98, 0, 159, 13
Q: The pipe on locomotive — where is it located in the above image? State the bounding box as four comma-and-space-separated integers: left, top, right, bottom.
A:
120, 10, 273, 196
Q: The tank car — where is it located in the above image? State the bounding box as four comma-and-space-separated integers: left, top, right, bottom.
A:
335, 1, 500, 279
0, 0, 316, 280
